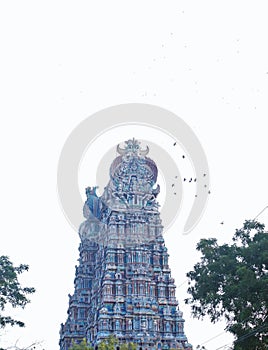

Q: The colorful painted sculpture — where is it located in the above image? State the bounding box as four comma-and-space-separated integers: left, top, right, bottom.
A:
59, 139, 192, 350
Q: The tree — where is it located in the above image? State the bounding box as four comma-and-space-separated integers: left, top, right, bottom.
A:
185, 220, 268, 350
98, 335, 118, 350
119, 344, 128, 350
69, 336, 137, 350
0, 256, 35, 329
119, 343, 136, 350
126, 343, 136, 350
69, 338, 93, 350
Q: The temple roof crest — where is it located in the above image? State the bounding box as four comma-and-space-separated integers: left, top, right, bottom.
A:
117, 138, 149, 157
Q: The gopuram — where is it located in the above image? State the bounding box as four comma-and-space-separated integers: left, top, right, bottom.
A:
59, 139, 192, 350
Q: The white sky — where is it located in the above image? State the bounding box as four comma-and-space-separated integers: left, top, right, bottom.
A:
0, 1, 268, 349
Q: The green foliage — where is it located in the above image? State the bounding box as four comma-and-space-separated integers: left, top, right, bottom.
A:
119, 343, 128, 350
98, 335, 118, 350
124, 342, 137, 350
126, 342, 136, 350
69, 337, 137, 350
0, 256, 35, 328
185, 220, 268, 350
69, 338, 93, 350
119, 342, 136, 350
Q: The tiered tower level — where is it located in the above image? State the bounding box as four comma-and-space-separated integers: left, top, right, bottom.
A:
59, 139, 192, 350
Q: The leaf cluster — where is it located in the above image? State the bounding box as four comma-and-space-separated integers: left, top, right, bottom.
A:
0, 256, 35, 328
185, 220, 268, 349
69, 339, 93, 350
69, 336, 137, 350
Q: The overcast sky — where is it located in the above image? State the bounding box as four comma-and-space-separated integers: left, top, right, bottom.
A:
0, 1, 268, 349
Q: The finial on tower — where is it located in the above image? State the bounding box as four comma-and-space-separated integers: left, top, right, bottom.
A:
117, 138, 149, 156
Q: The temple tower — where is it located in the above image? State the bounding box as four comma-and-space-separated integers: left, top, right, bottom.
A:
59, 139, 192, 350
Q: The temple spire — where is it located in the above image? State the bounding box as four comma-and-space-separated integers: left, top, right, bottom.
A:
60, 139, 193, 350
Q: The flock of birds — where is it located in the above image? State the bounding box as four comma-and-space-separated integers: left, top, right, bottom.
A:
172, 141, 224, 225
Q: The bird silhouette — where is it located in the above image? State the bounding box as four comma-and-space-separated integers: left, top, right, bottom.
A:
189, 178, 192, 183
194, 178, 197, 182
183, 178, 186, 182
208, 190, 211, 194
175, 175, 178, 179
203, 173, 206, 177
171, 184, 175, 187
174, 192, 177, 195
220, 221, 224, 225
173, 142, 177, 146
182, 155, 185, 159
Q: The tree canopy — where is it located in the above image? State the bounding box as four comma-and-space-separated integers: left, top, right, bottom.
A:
185, 220, 268, 349
69, 336, 137, 350
0, 255, 35, 329
69, 338, 93, 350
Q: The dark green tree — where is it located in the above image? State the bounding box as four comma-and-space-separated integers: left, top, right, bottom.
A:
0, 255, 35, 329
185, 220, 268, 350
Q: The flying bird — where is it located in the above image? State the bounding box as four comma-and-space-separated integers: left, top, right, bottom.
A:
194, 178, 197, 182
173, 142, 177, 146
189, 178, 192, 183
203, 173, 207, 177
174, 192, 177, 195
208, 190, 211, 194
182, 155, 185, 159
183, 178, 186, 182
171, 184, 175, 187
220, 221, 224, 225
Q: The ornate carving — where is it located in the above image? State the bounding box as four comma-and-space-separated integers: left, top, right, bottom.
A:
117, 138, 149, 157
60, 140, 192, 350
